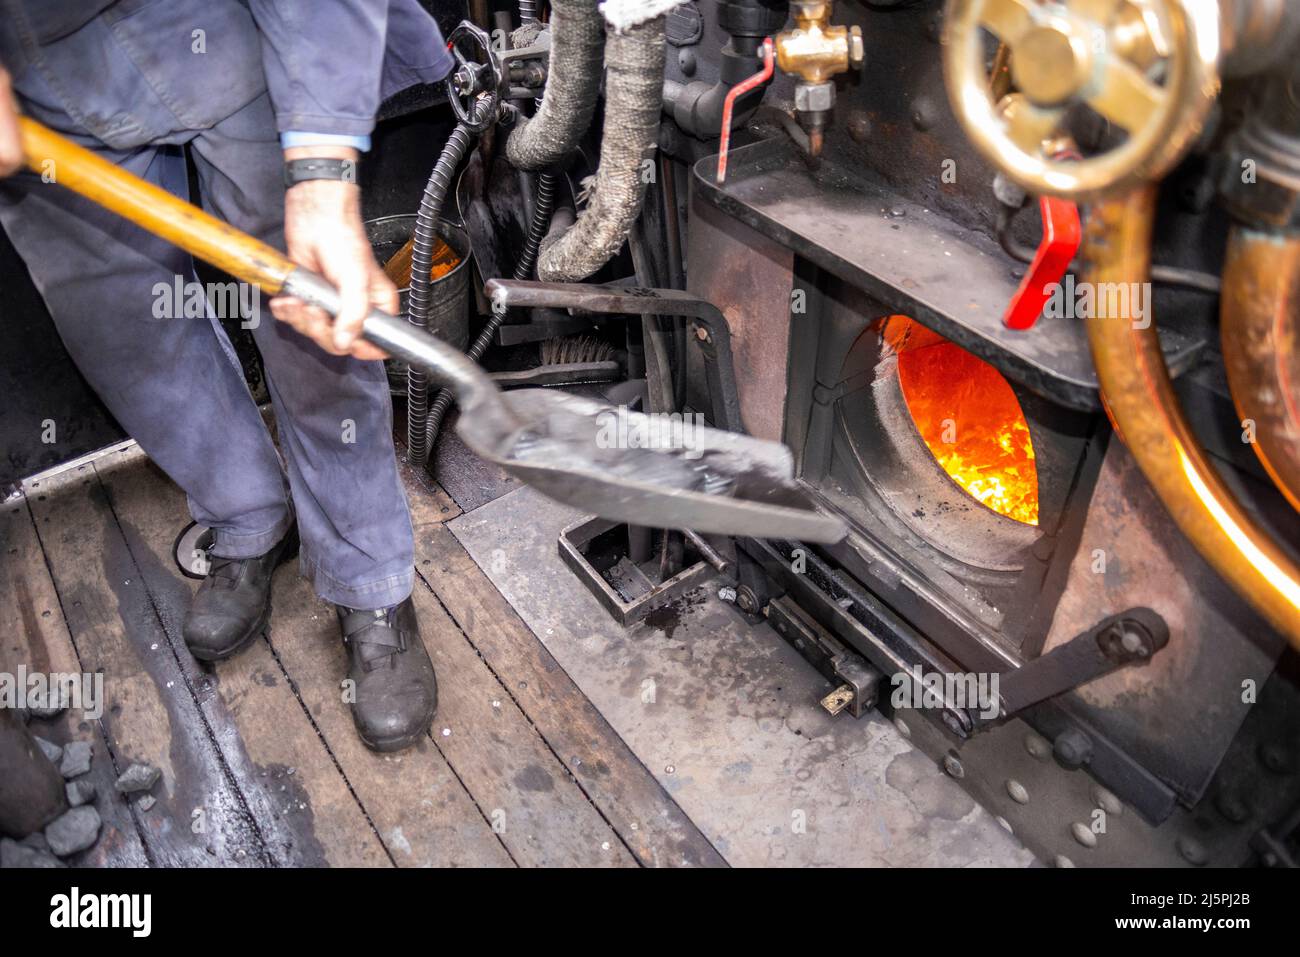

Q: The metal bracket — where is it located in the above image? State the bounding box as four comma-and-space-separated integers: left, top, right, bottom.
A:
484, 280, 744, 432
986, 608, 1170, 724
767, 596, 880, 718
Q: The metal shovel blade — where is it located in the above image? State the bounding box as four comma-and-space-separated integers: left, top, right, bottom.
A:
456, 389, 848, 543
355, 305, 844, 541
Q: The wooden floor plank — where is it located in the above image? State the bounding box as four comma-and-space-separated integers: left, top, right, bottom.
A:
402, 474, 726, 867
0, 497, 148, 867
95, 457, 391, 868
408, 580, 635, 867
24, 466, 268, 866
262, 571, 515, 868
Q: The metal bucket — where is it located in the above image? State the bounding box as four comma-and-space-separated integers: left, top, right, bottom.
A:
365, 213, 472, 393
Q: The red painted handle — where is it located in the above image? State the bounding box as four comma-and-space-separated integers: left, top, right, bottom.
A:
716, 38, 774, 185
1002, 195, 1082, 330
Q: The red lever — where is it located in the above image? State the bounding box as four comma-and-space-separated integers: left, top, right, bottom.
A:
716, 37, 775, 185
1001, 195, 1082, 330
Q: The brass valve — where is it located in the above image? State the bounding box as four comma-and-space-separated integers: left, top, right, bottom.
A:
775, 0, 865, 155
775, 0, 864, 85
942, 0, 1223, 201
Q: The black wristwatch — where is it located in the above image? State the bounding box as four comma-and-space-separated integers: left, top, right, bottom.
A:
283, 157, 358, 188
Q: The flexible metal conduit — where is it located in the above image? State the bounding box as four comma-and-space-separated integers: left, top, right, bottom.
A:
1082, 185, 1300, 647
406, 98, 494, 466
421, 173, 557, 456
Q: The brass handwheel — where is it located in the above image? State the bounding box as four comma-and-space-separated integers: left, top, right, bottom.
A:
942, 0, 1223, 200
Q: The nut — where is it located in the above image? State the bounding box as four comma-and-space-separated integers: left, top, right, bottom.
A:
795, 81, 835, 114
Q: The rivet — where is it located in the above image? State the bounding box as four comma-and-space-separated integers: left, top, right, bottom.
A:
1054, 854, 1075, 868
1259, 742, 1293, 774
1177, 835, 1208, 866
1006, 779, 1029, 804
1070, 822, 1098, 848
894, 717, 911, 739
1214, 789, 1249, 823
1091, 785, 1122, 816
943, 752, 964, 778
1025, 732, 1051, 760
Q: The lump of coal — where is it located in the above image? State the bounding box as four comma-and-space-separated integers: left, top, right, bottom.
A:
66, 779, 96, 807
115, 762, 160, 794
44, 806, 101, 858
59, 740, 93, 779
34, 735, 62, 765
0, 837, 65, 869
27, 687, 66, 719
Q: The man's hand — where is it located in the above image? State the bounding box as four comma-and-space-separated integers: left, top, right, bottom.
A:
0, 67, 24, 176
270, 146, 395, 362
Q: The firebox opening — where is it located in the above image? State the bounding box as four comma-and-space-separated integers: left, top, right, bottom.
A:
882, 316, 1040, 527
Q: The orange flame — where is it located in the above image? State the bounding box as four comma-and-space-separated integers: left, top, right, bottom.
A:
884, 317, 1039, 526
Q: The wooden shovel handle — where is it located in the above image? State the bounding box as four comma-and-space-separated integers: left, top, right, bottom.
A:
18, 117, 297, 293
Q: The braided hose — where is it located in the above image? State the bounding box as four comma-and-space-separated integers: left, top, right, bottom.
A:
406, 99, 494, 466
537, 16, 666, 281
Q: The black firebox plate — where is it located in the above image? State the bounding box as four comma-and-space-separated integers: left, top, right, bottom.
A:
693, 139, 1206, 413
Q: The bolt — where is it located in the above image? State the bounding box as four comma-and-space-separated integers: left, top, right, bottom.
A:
736, 587, 760, 614
694, 325, 710, 342
942, 713, 967, 738
942, 752, 964, 778
1120, 628, 1148, 656
847, 26, 865, 68
1054, 728, 1093, 769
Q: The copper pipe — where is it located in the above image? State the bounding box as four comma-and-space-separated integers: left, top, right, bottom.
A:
1221, 227, 1300, 513
1083, 185, 1300, 646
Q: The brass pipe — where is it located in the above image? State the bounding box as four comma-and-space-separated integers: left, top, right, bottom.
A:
1220, 227, 1300, 513
1083, 185, 1300, 647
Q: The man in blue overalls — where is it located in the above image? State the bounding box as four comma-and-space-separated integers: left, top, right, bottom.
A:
0, 1, 453, 752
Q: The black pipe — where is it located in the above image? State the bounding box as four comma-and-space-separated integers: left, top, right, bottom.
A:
406, 98, 495, 466
420, 172, 558, 463
662, 0, 786, 140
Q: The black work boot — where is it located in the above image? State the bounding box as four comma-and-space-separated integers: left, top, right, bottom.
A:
182, 527, 298, 661
336, 597, 437, 753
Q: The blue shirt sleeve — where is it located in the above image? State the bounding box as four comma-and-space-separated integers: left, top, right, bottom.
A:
280, 131, 374, 153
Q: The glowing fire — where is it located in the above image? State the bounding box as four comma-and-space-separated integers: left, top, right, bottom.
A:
883, 316, 1039, 526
